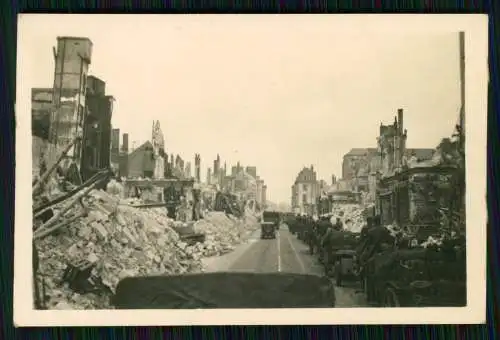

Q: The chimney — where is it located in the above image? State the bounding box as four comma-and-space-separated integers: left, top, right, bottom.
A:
195, 154, 201, 182
397, 108, 404, 134
122, 133, 129, 153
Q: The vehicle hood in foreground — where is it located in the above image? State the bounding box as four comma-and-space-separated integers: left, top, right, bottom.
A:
112, 272, 335, 309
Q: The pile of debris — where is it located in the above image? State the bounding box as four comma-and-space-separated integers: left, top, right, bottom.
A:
34, 188, 201, 309
331, 203, 374, 233
32, 142, 260, 310
193, 211, 259, 257
35, 187, 259, 310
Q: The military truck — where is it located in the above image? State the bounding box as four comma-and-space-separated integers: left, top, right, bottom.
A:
260, 222, 276, 239
362, 244, 466, 306
262, 211, 281, 231
359, 165, 466, 306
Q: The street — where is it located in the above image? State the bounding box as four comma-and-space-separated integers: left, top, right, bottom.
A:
202, 224, 368, 307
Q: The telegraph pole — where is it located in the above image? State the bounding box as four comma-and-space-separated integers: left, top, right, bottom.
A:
459, 31, 465, 151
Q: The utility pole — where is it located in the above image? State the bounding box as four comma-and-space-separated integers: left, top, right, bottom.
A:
459, 31, 465, 152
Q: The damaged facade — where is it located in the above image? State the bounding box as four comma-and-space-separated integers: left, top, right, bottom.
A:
48, 37, 93, 175
31, 37, 118, 185
80, 75, 114, 181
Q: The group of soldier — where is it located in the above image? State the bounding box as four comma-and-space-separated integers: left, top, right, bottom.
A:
287, 212, 395, 277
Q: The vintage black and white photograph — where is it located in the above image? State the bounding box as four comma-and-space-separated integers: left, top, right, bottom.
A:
15, 14, 487, 326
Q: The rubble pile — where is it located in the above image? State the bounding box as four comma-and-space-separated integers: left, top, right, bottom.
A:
193, 210, 260, 257
35, 189, 205, 309
330, 203, 374, 233
35, 185, 259, 309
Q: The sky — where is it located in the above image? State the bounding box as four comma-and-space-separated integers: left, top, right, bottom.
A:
22, 15, 462, 204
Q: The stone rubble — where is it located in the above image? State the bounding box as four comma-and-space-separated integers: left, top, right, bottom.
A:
330, 203, 374, 233
329, 202, 462, 249
34, 187, 260, 310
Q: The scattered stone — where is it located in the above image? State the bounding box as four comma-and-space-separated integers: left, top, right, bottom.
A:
35, 189, 260, 310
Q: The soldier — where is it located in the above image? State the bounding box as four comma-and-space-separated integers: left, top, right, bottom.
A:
358, 215, 394, 265
314, 215, 330, 263
320, 218, 344, 272
301, 214, 308, 240
334, 217, 343, 231
361, 216, 374, 239
305, 215, 318, 253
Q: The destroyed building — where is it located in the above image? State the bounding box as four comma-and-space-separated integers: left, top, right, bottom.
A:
185, 162, 192, 178
124, 141, 155, 178
342, 148, 379, 181
194, 154, 201, 182
151, 120, 166, 179
48, 37, 93, 175
377, 109, 435, 178
80, 75, 114, 181
31, 37, 120, 185
110, 128, 120, 171
32, 88, 54, 179
118, 133, 129, 177
245, 166, 257, 178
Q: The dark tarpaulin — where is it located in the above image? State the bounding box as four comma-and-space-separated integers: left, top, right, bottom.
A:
112, 272, 336, 309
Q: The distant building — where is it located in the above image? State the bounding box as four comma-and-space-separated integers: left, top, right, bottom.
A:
342, 148, 379, 181
245, 166, 257, 178
318, 179, 328, 192
118, 133, 129, 178
341, 112, 434, 196
80, 75, 114, 181
262, 184, 267, 208
120, 141, 155, 178
206, 168, 212, 185
366, 108, 436, 206
255, 178, 265, 206
151, 120, 165, 179
291, 165, 319, 215
377, 108, 435, 177
194, 154, 201, 182
185, 162, 192, 178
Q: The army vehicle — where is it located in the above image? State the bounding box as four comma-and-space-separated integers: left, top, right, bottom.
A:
359, 165, 466, 307
260, 222, 276, 239
332, 249, 357, 286
262, 211, 281, 230
362, 245, 466, 307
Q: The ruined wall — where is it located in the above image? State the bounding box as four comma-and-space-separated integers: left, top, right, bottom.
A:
408, 172, 454, 224
32, 88, 54, 140
378, 124, 396, 176
49, 37, 93, 170
194, 154, 201, 182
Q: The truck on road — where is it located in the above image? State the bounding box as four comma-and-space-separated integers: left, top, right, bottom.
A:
260, 222, 277, 239
262, 211, 281, 231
